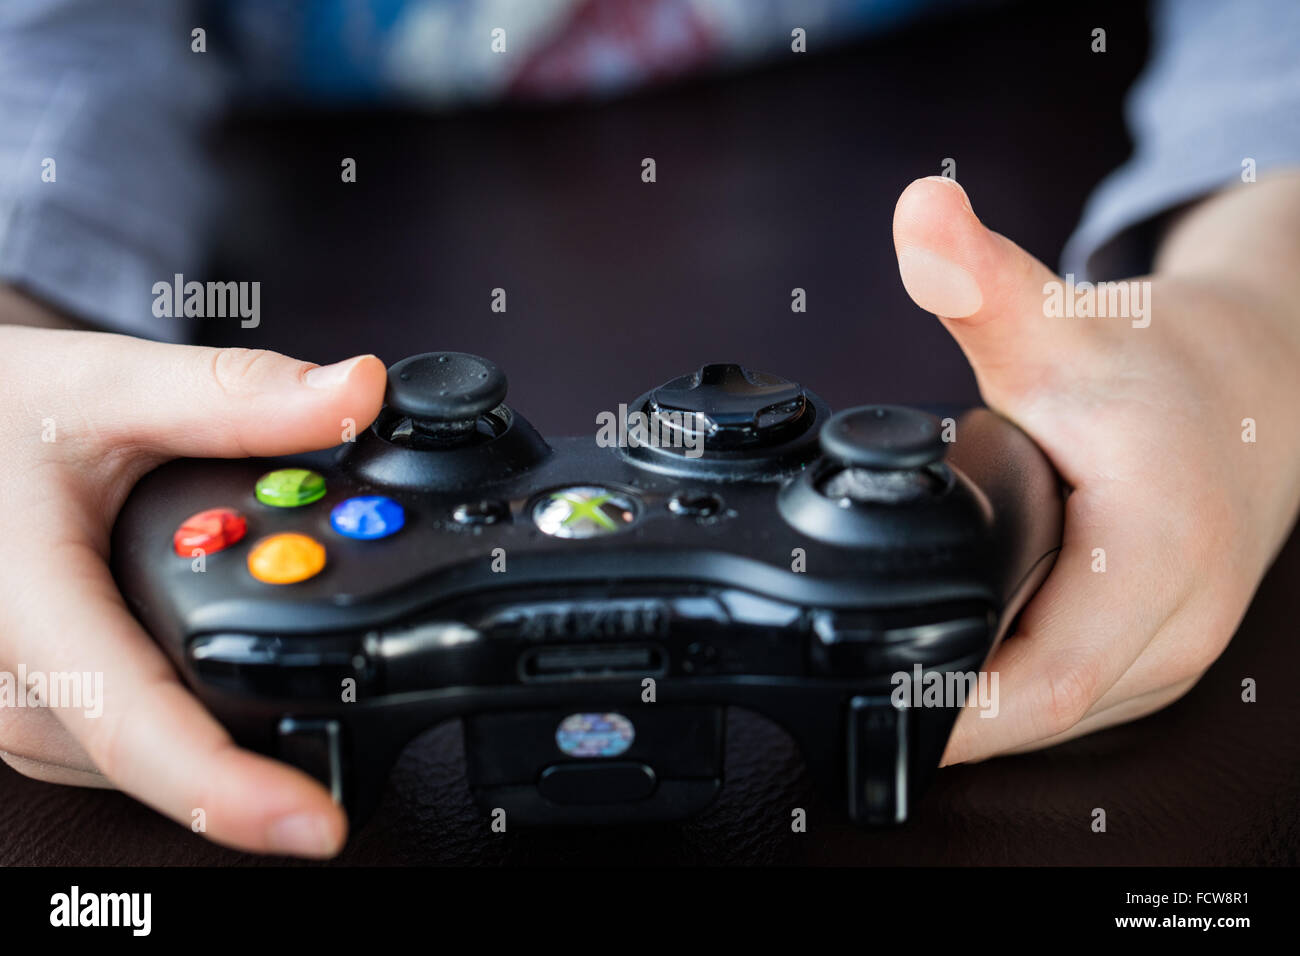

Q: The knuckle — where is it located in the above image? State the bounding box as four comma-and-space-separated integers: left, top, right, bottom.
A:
208, 348, 282, 397
1042, 653, 1103, 735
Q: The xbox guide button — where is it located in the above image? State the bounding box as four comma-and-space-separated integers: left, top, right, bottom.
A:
533, 486, 640, 538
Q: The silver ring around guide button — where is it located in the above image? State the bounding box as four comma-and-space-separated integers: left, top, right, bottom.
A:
532, 486, 640, 539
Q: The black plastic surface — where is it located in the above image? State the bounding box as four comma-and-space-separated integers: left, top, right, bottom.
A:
110, 357, 1063, 830
648, 363, 811, 450
386, 352, 508, 424
820, 405, 947, 469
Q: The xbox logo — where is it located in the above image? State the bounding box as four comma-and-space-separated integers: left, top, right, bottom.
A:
532, 486, 640, 538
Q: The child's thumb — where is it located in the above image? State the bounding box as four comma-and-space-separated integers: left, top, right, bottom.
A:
892, 176, 1092, 408
84, 339, 387, 458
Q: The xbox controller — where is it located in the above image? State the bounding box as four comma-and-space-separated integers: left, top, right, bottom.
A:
111, 352, 1062, 828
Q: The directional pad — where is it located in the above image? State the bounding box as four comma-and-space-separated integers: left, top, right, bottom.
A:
646, 364, 811, 451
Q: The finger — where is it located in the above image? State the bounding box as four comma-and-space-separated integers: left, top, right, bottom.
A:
9, 543, 347, 857
21, 330, 386, 460
1068, 582, 1246, 717
892, 176, 1099, 407
941, 489, 1189, 765
996, 676, 1199, 756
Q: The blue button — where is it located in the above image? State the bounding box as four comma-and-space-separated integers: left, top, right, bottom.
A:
329, 496, 405, 540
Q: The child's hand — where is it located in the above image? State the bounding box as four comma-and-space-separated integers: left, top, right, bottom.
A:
0, 313, 385, 856
893, 175, 1300, 764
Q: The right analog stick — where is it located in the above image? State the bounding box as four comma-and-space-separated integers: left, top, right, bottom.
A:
817, 406, 947, 505
819, 405, 946, 470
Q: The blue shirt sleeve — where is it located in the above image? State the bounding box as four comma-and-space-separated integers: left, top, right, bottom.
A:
1062, 0, 1300, 281
0, 0, 224, 341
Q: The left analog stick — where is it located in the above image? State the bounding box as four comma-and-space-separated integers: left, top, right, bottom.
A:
382, 352, 509, 446
343, 352, 549, 489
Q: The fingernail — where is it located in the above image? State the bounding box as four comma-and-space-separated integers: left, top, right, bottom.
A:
267, 813, 338, 857
922, 175, 975, 216
896, 245, 984, 318
304, 354, 371, 389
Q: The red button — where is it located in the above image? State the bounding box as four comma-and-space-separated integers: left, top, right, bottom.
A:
173, 508, 247, 558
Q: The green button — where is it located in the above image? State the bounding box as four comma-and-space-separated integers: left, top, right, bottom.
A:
255, 468, 327, 508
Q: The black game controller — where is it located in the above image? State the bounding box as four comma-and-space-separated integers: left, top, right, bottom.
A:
111, 352, 1062, 828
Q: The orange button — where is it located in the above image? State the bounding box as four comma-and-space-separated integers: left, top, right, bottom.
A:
247, 533, 326, 585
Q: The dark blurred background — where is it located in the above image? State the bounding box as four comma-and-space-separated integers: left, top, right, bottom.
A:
200, 0, 1148, 431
